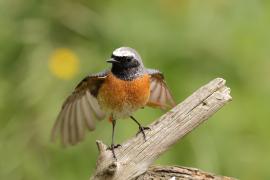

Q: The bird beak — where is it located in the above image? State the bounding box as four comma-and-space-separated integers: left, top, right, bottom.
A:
106, 59, 119, 63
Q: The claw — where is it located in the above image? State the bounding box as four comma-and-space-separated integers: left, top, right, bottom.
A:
136, 126, 151, 141
107, 144, 122, 160
107, 144, 122, 150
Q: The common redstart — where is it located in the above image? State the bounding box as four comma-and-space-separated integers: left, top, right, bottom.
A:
51, 47, 175, 159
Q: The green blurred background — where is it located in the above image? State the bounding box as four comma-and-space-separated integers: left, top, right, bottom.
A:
1, 0, 270, 179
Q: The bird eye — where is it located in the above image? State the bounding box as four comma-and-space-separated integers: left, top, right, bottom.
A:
126, 56, 133, 62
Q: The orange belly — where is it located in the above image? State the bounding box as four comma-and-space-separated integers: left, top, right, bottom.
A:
97, 73, 150, 119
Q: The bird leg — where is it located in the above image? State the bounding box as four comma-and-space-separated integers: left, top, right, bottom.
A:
108, 118, 120, 160
130, 116, 151, 141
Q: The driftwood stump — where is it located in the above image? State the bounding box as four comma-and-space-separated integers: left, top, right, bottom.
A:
91, 78, 234, 180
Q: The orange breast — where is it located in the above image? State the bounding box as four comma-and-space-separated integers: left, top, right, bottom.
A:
98, 73, 150, 115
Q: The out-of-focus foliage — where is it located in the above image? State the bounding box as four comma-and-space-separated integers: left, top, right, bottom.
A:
0, 0, 269, 179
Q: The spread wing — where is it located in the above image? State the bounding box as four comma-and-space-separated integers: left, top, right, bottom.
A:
51, 71, 108, 146
147, 69, 176, 110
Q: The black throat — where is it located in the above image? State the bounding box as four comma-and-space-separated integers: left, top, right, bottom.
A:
111, 65, 143, 81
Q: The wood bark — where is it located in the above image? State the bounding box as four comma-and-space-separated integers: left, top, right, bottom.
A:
91, 78, 233, 180
136, 166, 236, 180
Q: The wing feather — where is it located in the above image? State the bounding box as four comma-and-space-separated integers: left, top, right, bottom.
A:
86, 91, 105, 120
61, 104, 72, 146
51, 71, 108, 146
147, 69, 175, 109
159, 85, 167, 105
75, 100, 85, 141
81, 95, 95, 130
51, 107, 65, 142
151, 81, 160, 100
69, 103, 77, 145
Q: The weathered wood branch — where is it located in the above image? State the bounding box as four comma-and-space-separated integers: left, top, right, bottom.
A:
136, 165, 236, 180
91, 78, 232, 180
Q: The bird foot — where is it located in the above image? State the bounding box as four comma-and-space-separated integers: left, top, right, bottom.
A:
107, 144, 122, 160
107, 144, 122, 150
136, 126, 151, 141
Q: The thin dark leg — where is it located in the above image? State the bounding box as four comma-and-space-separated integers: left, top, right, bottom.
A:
111, 119, 117, 160
107, 118, 121, 160
130, 116, 150, 141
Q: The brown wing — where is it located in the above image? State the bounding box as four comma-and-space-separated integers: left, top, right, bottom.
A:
51, 71, 108, 146
147, 69, 175, 110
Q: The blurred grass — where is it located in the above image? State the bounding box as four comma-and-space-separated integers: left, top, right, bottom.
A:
0, 0, 270, 179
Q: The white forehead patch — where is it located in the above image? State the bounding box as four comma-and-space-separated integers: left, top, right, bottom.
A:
112, 47, 136, 57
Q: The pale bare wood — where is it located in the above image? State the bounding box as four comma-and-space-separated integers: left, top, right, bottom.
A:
91, 78, 233, 180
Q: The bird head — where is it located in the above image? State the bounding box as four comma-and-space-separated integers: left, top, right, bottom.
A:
107, 47, 144, 69
107, 47, 145, 80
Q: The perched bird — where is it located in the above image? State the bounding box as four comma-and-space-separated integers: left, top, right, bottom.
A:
51, 47, 175, 159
